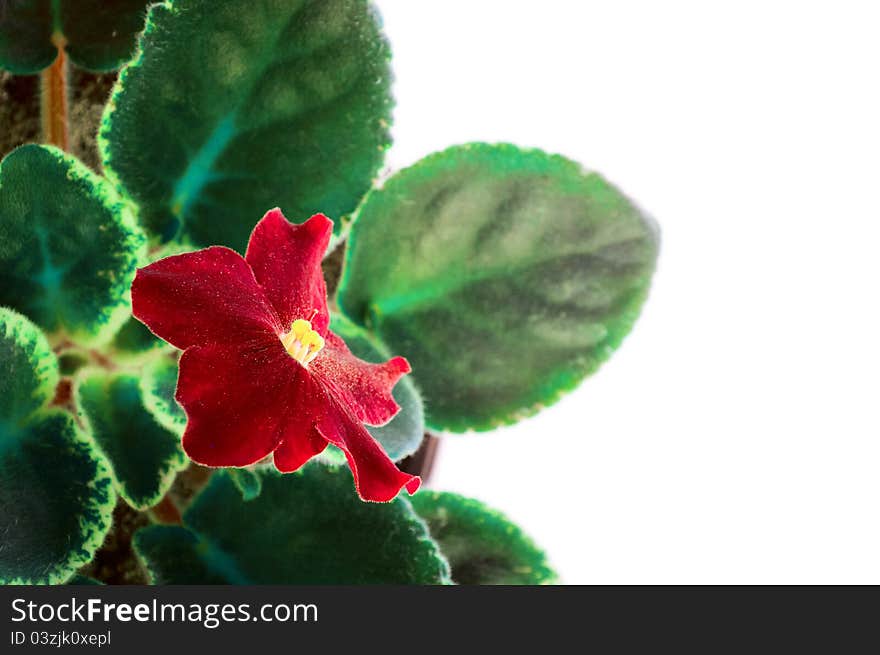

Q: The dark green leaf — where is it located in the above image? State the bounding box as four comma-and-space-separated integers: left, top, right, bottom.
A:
57, 0, 150, 72
77, 370, 187, 510
133, 526, 228, 584
0, 413, 117, 585
57, 350, 89, 376
338, 143, 659, 431
411, 491, 557, 585
0, 307, 58, 422
330, 313, 424, 462
109, 315, 166, 357
140, 354, 185, 436
100, 0, 393, 251
0, 0, 53, 74
134, 465, 451, 584
0, 306, 115, 585
228, 467, 262, 501
0, 145, 145, 345
0, 0, 150, 74
68, 574, 104, 585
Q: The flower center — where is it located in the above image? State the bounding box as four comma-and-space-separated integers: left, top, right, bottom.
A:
281, 318, 324, 366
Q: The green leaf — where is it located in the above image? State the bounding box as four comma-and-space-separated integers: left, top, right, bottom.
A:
100, 0, 393, 251
411, 491, 557, 585
0, 309, 116, 585
134, 465, 451, 584
0, 307, 58, 422
67, 574, 104, 585
109, 315, 166, 357
228, 468, 262, 501
317, 444, 348, 466
338, 143, 660, 431
140, 354, 186, 437
0, 145, 145, 345
0, 0, 53, 74
330, 313, 424, 462
57, 350, 89, 376
0, 412, 116, 585
0, 0, 150, 74
133, 525, 229, 584
77, 370, 187, 510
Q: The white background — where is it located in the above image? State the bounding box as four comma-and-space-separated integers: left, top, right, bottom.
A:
374, 0, 880, 583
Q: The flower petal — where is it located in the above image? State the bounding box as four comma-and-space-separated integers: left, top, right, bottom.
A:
245, 209, 332, 335
312, 388, 420, 503
311, 331, 411, 427
273, 427, 328, 473
132, 246, 280, 350
177, 337, 302, 467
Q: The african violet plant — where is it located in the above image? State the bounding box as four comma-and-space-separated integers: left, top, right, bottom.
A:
0, 0, 658, 585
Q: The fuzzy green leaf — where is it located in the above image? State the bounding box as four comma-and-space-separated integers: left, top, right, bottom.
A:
330, 313, 424, 462
57, 350, 89, 376
0, 413, 117, 585
228, 468, 262, 501
67, 574, 104, 585
134, 465, 451, 584
133, 526, 228, 584
338, 143, 660, 431
411, 491, 556, 585
0, 307, 58, 422
77, 371, 187, 510
100, 0, 392, 251
109, 315, 166, 357
0, 145, 145, 345
0, 309, 116, 585
139, 354, 185, 436
0, 0, 150, 74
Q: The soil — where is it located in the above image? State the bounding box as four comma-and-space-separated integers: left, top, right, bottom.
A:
1, 68, 116, 170
0, 72, 38, 158
77, 501, 152, 585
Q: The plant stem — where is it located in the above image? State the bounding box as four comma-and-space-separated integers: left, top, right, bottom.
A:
40, 35, 69, 151
150, 494, 183, 525
49, 378, 73, 409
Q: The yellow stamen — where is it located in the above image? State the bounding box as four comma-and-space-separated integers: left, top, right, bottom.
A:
281, 317, 324, 366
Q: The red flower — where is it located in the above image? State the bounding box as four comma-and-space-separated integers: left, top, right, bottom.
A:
131, 209, 420, 502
